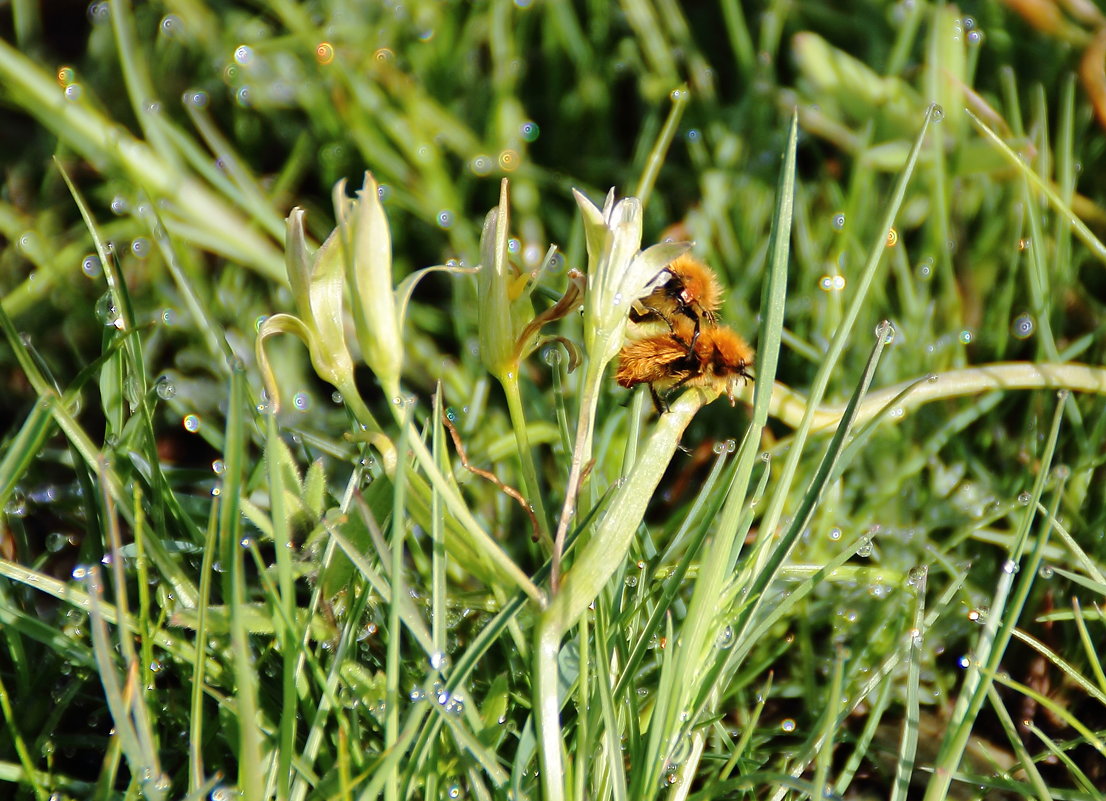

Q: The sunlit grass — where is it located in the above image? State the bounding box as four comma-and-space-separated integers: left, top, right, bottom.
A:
2, 2, 1106, 800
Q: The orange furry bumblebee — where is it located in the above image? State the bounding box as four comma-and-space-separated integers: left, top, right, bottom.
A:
616, 316, 753, 411
629, 254, 724, 336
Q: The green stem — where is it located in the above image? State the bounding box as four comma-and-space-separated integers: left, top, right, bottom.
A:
770, 362, 1106, 432
550, 357, 605, 591
537, 389, 704, 801
501, 371, 553, 547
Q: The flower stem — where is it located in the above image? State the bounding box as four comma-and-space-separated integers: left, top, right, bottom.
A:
550, 357, 605, 591
500, 371, 553, 548
770, 362, 1106, 432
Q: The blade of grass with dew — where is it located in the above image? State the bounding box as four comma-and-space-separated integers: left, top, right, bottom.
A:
634, 84, 689, 210
732, 319, 895, 661
1010, 628, 1106, 708
384, 406, 412, 801
889, 567, 927, 801
810, 648, 846, 801
983, 683, 1051, 801
613, 450, 734, 701
990, 671, 1106, 759
967, 108, 1106, 267
1024, 720, 1101, 797
264, 413, 298, 801
85, 565, 166, 800
431, 389, 448, 672
712, 107, 794, 571
593, 609, 628, 801
188, 500, 219, 793
767, 569, 967, 800
225, 370, 263, 801
922, 393, 1067, 801
1071, 598, 1106, 692
746, 104, 934, 593
398, 495, 614, 796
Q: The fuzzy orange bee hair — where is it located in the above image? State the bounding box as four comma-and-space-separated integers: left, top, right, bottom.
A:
616, 315, 753, 412
629, 254, 724, 333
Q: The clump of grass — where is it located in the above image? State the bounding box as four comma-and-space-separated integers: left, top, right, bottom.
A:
4, 3, 1106, 801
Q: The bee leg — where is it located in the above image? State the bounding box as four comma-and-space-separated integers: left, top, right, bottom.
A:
687, 312, 702, 349
649, 384, 669, 414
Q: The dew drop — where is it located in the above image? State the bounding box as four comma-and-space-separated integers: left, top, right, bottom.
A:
82, 255, 102, 278
94, 292, 120, 326
182, 414, 201, 433
436, 210, 454, 229
154, 378, 175, 400
875, 320, 896, 343
183, 89, 209, 107
1017, 491, 1032, 505
293, 392, 311, 412
316, 42, 334, 64
160, 14, 182, 36
828, 526, 842, 541
715, 625, 734, 649
929, 103, 944, 121
498, 150, 519, 171
233, 44, 254, 66
4, 490, 27, 517
1011, 313, 1035, 339
958, 329, 973, 345
831, 212, 845, 230
88, 2, 110, 24
781, 718, 796, 732
520, 121, 540, 141
131, 238, 151, 258
470, 155, 493, 176
1001, 559, 1019, 575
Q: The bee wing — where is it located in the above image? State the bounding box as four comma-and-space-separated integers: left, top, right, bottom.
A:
616, 334, 692, 387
